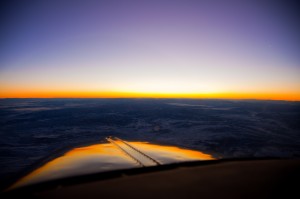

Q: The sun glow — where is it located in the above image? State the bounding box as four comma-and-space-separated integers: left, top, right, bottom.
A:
1, 89, 299, 101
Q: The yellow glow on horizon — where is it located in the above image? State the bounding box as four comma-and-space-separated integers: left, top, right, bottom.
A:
0, 89, 300, 101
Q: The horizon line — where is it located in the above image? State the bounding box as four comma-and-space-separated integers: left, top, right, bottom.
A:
1, 98, 299, 102
1, 91, 300, 101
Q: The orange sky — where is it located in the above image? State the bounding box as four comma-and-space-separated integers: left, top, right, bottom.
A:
1, 90, 299, 101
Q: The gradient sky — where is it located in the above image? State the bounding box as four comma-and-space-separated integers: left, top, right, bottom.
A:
1, 0, 300, 100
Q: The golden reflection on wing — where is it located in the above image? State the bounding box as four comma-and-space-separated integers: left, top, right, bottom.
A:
10, 139, 215, 190
129, 142, 215, 163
